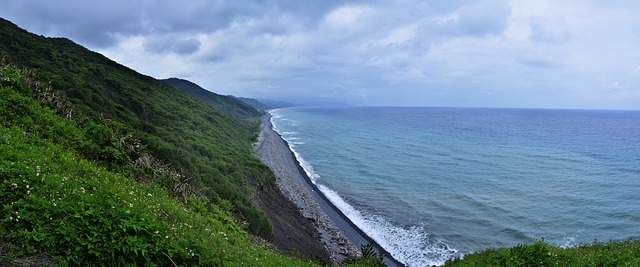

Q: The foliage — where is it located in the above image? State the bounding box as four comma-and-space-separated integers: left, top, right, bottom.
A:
444, 239, 640, 267
0, 61, 319, 266
343, 244, 386, 267
0, 17, 274, 238
160, 78, 262, 119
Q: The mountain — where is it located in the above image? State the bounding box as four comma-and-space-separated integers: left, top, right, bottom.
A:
0, 17, 343, 265
5, 47, 338, 266
1, 15, 276, 249
236, 97, 296, 111
160, 78, 262, 119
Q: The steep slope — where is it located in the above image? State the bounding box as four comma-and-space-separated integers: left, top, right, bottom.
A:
0, 18, 271, 238
160, 78, 262, 119
0, 61, 322, 266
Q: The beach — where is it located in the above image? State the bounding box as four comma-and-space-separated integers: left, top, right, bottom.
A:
254, 113, 403, 266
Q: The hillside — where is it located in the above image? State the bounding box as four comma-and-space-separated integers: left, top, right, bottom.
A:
0, 58, 328, 266
0, 17, 275, 238
0, 17, 400, 266
160, 78, 262, 119
0, 17, 344, 265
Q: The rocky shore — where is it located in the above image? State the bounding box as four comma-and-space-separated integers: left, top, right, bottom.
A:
254, 113, 403, 266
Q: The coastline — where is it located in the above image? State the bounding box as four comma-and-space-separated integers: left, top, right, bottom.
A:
254, 112, 404, 266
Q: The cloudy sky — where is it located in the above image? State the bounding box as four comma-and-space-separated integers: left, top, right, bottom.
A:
2, 0, 640, 109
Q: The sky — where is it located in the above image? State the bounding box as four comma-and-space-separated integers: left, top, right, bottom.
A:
2, 0, 640, 109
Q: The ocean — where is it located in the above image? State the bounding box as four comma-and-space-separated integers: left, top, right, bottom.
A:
269, 107, 640, 267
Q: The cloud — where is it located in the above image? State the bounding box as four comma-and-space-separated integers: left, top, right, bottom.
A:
144, 35, 201, 55
1, 0, 639, 109
454, 0, 512, 36
517, 55, 560, 69
424, 0, 511, 38
1, 0, 352, 47
528, 16, 571, 44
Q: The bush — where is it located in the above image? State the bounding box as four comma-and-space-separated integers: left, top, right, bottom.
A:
343, 243, 386, 267
444, 239, 640, 267
0, 61, 315, 266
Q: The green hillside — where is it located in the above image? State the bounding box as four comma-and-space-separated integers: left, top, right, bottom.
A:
0, 18, 272, 238
160, 78, 262, 119
0, 59, 324, 266
0, 18, 388, 266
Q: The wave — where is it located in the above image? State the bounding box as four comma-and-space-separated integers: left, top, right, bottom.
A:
318, 183, 460, 266
270, 111, 459, 266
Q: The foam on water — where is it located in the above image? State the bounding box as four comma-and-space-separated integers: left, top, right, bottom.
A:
317, 183, 460, 266
271, 110, 458, 266
559, 236, 578, 248
269, 107, 640, 266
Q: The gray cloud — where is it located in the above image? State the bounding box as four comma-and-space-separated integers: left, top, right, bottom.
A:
517, 56, 560, 69
455, 0, 512, 36
424, 0, 511, 38
1, 0, 639, 110
2, 0, 357, 47
529, 16, 571, 44
144, 35, 201, 55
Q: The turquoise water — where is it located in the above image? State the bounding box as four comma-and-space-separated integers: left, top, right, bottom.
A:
269, 107, 640, 267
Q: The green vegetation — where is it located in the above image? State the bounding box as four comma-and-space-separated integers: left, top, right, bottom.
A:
2, 17, 638, 267
0, 18, 273, 239
444, 240, 640, 267
343, 244, 386, 267
160, 78, 262, 119
0, 19, 384, 266
0, 61, 319, 266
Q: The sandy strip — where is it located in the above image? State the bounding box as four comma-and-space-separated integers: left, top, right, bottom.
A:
254, 113, 404, 266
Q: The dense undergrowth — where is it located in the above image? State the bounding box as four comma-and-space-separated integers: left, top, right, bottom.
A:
444, 239, 640, 267
0, 60, 322, 266
160, 78, 262, 119
0, 26, 384, 265
0, 17, 272, 239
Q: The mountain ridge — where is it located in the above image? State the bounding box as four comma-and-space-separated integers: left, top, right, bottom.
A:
160, 77, 262, 119
0, 15, 271, 241
0, 16, 341, 265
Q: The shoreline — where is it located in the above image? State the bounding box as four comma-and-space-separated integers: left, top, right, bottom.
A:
254, 112, 404, 266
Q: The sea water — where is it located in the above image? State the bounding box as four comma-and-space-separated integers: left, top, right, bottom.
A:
269, 107, 640, 267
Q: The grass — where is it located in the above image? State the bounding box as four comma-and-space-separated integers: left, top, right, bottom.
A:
0, 59, 324, 266
443, 239, 640, 267
0, 56, 387, 267
0, 124, 319, 266
0, 17, 274, 239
